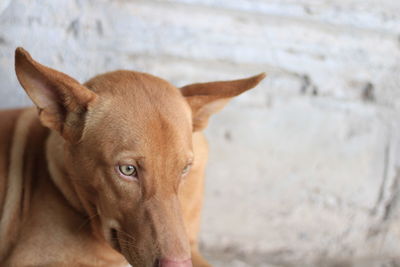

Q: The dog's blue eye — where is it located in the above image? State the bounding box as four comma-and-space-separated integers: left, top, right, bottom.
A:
119, 165, 137, 177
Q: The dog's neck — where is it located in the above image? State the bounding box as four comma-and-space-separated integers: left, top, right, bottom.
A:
46, 130, 109, 243
46, 131, 86, 214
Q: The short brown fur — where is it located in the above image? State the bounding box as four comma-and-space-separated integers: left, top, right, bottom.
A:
0, 48, 265, 267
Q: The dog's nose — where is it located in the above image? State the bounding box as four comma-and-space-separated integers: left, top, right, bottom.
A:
159, 258, 192, 267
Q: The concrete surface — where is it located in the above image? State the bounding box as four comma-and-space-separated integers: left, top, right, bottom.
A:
203, 246, 400, 267
0, 0, 400, 266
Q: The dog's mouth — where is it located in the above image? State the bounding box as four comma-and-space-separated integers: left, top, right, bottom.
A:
153, 259, 160, 267
110, 228, 160, 267
110, 228, 122, 253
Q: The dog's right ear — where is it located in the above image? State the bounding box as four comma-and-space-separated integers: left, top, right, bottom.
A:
15, 47, 97, 142
181, 73, 266, 132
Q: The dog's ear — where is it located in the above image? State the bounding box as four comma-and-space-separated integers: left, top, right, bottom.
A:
15, 47, 97, 142
181, 73, 266, 132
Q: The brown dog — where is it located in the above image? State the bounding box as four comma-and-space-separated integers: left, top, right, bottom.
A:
0, 48, 265, 267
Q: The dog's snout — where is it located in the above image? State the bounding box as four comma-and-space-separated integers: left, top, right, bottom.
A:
159, 258, 192, 267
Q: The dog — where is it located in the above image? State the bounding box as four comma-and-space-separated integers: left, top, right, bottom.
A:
0, 47, 265, 267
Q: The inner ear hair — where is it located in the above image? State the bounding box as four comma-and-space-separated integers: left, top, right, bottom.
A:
181, 73, 266, 131
15, 47, 97, 142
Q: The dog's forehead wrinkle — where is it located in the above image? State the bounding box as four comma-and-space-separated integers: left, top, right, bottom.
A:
86, 70, 192, 133
83, 109, 192, 173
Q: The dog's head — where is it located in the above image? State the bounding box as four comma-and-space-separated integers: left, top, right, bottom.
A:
14, 47, 265, 267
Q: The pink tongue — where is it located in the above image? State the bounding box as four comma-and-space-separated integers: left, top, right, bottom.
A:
160, 258, 192, 267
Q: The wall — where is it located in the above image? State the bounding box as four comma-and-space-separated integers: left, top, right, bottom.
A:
0, 0, 400, 266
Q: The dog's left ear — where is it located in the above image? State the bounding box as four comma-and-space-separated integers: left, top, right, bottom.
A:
181, 73, 266, 132
15, 47, 97, 142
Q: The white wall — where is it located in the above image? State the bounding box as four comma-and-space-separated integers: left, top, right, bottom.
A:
0, 0, 400, 265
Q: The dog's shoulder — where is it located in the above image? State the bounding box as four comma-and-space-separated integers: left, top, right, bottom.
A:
0, 107, 49, 261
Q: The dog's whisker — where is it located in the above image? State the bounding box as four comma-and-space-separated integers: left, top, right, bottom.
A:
76, 213, 99, 232
115, 229, 137, 241
111, 236, 138, 247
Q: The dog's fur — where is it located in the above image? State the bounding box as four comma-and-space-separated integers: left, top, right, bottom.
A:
0, 48, 265, 267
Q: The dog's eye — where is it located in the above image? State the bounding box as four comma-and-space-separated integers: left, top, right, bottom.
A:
182, 164, 192, 176
118, 165, 137, 177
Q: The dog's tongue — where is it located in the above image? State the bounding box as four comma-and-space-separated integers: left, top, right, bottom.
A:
160, 259, 192, 267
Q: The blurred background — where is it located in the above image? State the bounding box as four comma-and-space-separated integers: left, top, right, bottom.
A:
1, 0, 400, 266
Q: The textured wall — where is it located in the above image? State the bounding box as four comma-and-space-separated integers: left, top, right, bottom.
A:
0, 0, 400, 266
